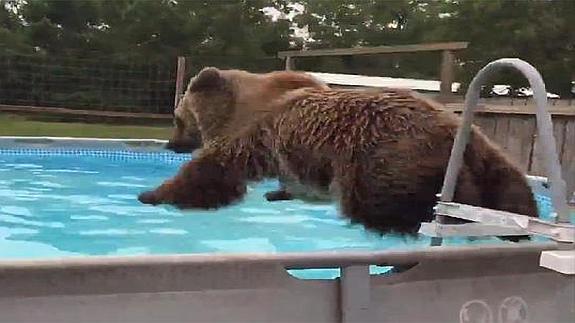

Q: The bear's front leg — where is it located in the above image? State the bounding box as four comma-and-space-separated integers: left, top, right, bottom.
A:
138, 158, 248, 209
138, 179, 177, 206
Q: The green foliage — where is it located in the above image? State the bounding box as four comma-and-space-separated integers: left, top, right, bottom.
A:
0, 0, 573, 113
292, 0, 573, 95
437, 0, 575, 95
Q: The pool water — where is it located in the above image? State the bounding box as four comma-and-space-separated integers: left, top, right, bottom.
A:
0, 148, 557, 278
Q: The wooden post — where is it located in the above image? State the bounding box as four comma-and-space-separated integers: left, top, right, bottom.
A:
174, 56, 186, 110
439, 50, 455, 103
285, 56, 295, 71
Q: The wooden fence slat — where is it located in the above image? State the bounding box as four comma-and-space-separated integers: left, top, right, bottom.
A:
492, 116, 511, 151
530, 119, 567, 176
444, 104, 575, 116
474, 117, 497, 138
562, 120, 575, 196
277, 42, 469, 58
505, 117, 536, 172
0, 104, 171, 120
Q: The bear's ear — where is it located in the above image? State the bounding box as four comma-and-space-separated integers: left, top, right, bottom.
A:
189, 67, 224, 92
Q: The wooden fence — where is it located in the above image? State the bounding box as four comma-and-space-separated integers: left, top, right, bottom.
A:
278, 42, 469, 102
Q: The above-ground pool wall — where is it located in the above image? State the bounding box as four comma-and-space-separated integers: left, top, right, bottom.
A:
452, 109, 575, 198
0, 244, 573, 323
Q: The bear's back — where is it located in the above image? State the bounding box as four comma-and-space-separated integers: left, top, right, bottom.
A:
218, 70, 329, 137
272, 87, 458, 152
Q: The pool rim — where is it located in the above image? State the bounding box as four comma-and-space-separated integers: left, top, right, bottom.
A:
0, 136, 168, 143
0, 241, 558, 276
0, 135, 173, 151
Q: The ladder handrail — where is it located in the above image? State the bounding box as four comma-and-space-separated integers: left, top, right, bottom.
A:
439, 58, 569, 223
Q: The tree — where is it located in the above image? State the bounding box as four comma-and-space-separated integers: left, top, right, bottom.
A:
1, 0, 573, 110
436, 0, 574, 95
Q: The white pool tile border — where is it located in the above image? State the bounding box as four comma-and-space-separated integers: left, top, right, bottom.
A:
0, 136, 194, 162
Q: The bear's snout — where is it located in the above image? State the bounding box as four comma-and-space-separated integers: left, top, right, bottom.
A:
165, 140, 198, 154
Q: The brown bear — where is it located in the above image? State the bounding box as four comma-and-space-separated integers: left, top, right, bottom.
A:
165, 67, 330, 202
139, 85, 538, 236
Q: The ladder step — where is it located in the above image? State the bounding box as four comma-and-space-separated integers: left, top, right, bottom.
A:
427, 202, 575, 243
419, 221, 527, 238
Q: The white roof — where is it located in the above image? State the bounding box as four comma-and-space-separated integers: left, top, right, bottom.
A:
306, 72, 461, 93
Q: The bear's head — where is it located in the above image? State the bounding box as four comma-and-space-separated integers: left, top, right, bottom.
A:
165, 67, 328, 153
166, 67, 233, 153
165, 97, 203, 153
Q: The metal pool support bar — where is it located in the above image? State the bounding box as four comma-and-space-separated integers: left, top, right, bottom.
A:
427, 58, 572, 246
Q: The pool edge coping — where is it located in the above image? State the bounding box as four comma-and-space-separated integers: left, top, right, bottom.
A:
0, 242, 561, 298
0, 242, 558, 269
0, 135, 191, 155
0, 136, 168, 143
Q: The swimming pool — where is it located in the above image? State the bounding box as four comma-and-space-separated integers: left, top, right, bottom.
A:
0, 137, 557, 278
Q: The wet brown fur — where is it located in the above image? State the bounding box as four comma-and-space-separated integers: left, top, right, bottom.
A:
140, 88, 538, 235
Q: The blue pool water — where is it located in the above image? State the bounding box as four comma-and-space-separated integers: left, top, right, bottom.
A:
0, 147, 559, 278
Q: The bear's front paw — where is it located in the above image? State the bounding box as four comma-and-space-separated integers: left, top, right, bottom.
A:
264, 190, 293, 202
138, 191, 163, 205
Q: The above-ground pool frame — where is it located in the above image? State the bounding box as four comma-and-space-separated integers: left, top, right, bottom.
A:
0, 58, 573, 323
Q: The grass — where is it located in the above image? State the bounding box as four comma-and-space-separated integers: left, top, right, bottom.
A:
0, 114, 172, 139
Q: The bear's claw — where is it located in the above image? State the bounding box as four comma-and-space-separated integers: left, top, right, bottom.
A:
138, 191, 161, 205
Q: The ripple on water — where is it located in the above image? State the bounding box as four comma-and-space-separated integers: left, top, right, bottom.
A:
0, 189, 42, 198
96, 181, 148, 188
120, 176, 146, 182
308, 217, 347, 226
296, 204, 337, 212
239, 208, 281, 215
11, 197, 39, 201
36, 174, 58, 178
70, 215, 109, 221
238, 215, 313, 224
0, 227, 39, 238
88, 205, 175, 216
45, 169, 99, 174
28, 187, 53, 192
137, 219, 172, 224
53, 195, 120, 205
78, 229, 146, 236
107, 194, 136, 200
5, 163, 43, 169
30, 181, 67, 188
149, 228, 188, 235
0, 214, 64, 228
0, 206, 33, 217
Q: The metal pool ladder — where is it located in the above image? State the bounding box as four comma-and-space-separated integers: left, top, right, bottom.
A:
419, 58, 575, 274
